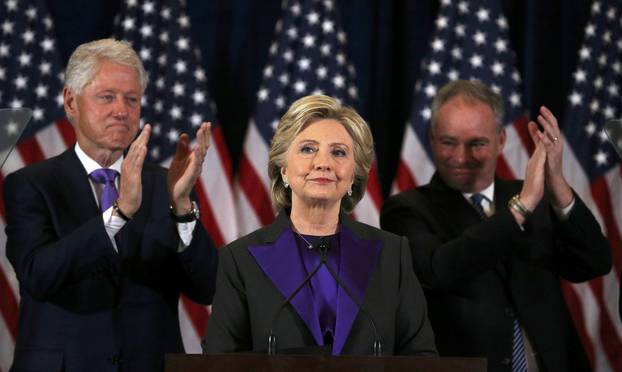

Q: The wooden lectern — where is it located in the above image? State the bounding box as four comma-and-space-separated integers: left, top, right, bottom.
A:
165, 353, 487, 371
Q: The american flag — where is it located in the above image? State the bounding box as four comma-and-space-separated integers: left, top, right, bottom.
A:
392, 0, 531, 195
112, 0, 237, 353
235, 0, 383, 235
561, 0, 622, 370
0, 0, 72, 370
393, 0, 622, 370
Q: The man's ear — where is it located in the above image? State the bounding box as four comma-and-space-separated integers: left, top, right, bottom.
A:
498, 127, 507, 152
63, 86, 77, 119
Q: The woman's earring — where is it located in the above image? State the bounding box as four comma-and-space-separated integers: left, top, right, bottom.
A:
347, 187, 353, 196
283, 176, 289, 189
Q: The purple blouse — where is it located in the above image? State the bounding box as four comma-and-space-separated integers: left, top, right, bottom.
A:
294, 232, 341, 346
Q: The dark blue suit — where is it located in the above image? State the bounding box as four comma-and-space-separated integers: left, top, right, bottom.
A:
4, 148, 218, 372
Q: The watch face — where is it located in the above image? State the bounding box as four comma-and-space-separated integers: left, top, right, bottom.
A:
192, 202, 200, 220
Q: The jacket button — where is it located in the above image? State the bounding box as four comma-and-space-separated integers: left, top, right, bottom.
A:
110, 355, 122, 364
501, 357, 511, 365
504, 307, 515, 317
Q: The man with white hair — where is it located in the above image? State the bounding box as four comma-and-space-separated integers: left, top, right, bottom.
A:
4, 39, 218, 372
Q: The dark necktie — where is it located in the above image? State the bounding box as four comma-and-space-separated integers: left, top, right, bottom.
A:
511, 318, 528, 371
470, 194, 528, 371
469, 193, 487, 218
89, 168, 119, 212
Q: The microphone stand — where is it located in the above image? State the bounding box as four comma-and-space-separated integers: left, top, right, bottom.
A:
267, 260, 324, 355
267, 238, 383, 356
317, 242, 383, 356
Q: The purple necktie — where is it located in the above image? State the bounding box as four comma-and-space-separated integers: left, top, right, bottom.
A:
89, 168, 119, 212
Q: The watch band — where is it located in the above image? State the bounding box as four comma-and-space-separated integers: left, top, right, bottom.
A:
170, 201, 200, 223
113, 200, 132, 222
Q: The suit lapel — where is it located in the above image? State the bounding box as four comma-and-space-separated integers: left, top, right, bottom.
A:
55, 148, 122, 287
55, 148, 101, 225
332, 220, 381, 355
246, 212, 383, 353
247, 214, 323, 345
493, 178, 522, 280
428, 174, 482, 237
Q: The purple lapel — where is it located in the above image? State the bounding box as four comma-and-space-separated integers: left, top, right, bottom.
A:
332, 226, 382, 355
247, 227, 324, 345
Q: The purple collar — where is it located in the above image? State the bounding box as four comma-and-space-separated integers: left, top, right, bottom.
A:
248, 223, 381, 355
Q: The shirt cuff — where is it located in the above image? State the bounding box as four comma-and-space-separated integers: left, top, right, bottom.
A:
552, 196, 575, 220
177, 220, 196, 253
102, 206, 127, 253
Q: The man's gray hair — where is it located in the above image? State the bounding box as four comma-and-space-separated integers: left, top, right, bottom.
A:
64, 38, 147, 94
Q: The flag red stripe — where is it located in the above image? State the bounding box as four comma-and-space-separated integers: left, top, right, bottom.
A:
512, 115, 534, 155
0, 174, 6, 219
395, 160, 417, 192
16, 137, 45, 165
589, 276, 622, 369
180, 295, 208, 340
366, 164, 383, 208
588, 179, 622, 369
211, 126, 233, 181
561, 281, 595, 370
238, 153, 274, 226
56, 118, 76, 147
590, 178, 622, 273
194, 180, 225, 248
0, 268, 18, 340
495, 155, 516, 180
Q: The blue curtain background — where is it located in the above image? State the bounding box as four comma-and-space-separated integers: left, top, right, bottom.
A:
45, 0, 592, 196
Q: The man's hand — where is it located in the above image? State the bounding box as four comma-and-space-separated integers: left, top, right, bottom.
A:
518, 141, 547, 213
528, 106, 573, 208
117, 124, 151, 217
168, 122, 211, 214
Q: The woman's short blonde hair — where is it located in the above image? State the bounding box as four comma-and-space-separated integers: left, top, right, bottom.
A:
268, 94, 375, 213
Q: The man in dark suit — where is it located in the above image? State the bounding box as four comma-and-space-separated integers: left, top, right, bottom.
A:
4, 39, 218, 372
381, 80, 611, 372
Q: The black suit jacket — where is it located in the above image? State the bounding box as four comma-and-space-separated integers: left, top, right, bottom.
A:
202, 211, 437, 356
380, 173, 611, 372
4, 148, 218, 372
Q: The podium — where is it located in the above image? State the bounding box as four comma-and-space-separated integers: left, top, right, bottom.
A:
165, 353, 487, 371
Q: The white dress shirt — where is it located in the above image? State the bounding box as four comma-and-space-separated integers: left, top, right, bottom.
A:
74, 143, 195, 252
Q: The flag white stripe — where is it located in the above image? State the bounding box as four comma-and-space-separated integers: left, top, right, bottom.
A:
0, 314, 14, 372
235, 185, 263, 236
572, 282, 613, 372
392, 125, 435, 195
2, 151, 26, 177
502, 125, 529, 179
602, 270, 622, 341
0, 217, 19, 298
352, 193, 379, 227
202, 143, 237, 243
243, 123, 271, 190
35, 124, 68, 159
605, 166, 622, 249
178, 301, 202, 354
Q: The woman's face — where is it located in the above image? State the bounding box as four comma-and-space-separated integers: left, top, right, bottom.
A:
281, 119, 356, 210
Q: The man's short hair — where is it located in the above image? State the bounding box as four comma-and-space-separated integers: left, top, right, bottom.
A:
64, 38, 147, 94
430, 80, 504, 132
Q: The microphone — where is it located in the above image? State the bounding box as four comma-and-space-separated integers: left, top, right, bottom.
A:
267, 253, 324, 355
267, 237, 383, 356
316, 238, 383, 356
